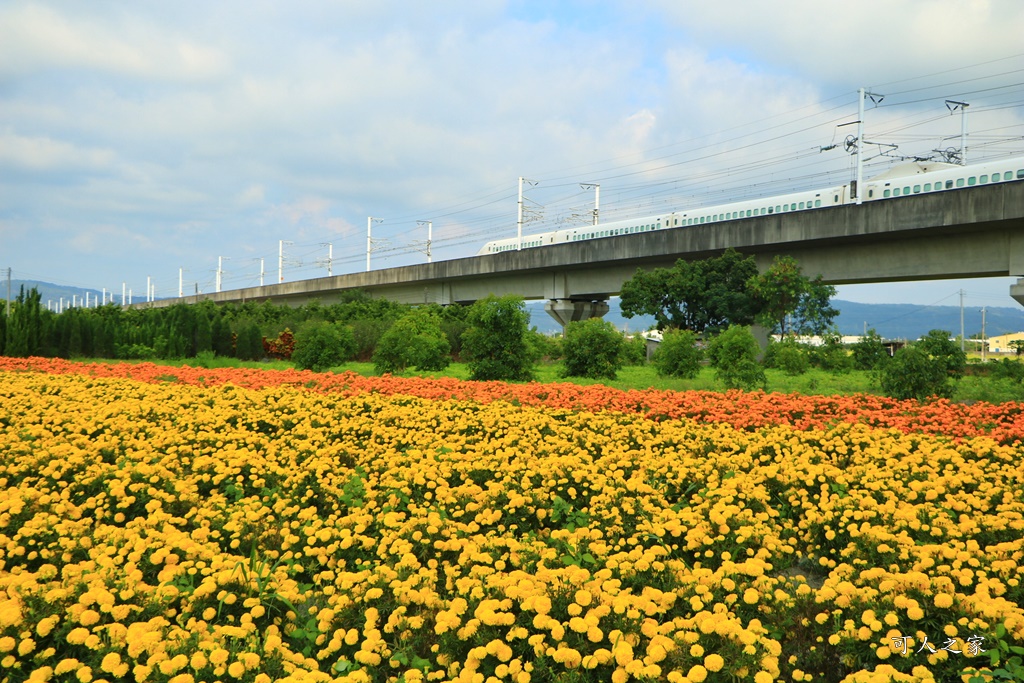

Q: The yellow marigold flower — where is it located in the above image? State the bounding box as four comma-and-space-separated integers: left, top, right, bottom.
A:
876, 646, 891, 660
55, 659, 81, 675
190, 652, 207, 670
0, 637, 13, 653
743, 589, 760, 605
29, 666, 53, 682
705, 653, 725, 672
209, 648, 230, 666
690, 644, 704, 658
67, 628, 90, 645
934, 593, 954, 609
907, 606, 925, 620
688, 664, 708, 682
76, 666, 93, 683
755, 672, 774, 683
228, 661, 245, 678
574, 590, 592, 607
79, 610, 101, 627
101, 653, 123, 674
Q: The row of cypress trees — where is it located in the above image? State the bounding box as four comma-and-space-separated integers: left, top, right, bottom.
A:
0, 286, 410, 362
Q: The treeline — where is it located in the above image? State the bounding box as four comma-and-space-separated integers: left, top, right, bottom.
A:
0, 287, 442, 363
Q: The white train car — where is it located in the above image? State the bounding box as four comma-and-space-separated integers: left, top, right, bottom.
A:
477, 155, 1024, 256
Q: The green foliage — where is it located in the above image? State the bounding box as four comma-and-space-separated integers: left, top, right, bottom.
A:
234, 320, 265, 361
851, 329, 889, 371
291, 321, 356, 372
748, 256, 838, 336
1010, 339, 1024, 357
961, 623, 1024, 683
620, 333, 647, 366
990, 358, 1024, 382
372, 308, 451, 374
808, 330, 851, 374
461, 295, 536, 381
528, 329, 562, 361
917, 328, 967, 379
880, 330, 966, 400
771, 337, 810, 376
619, 248, 760, 333
4, 286, 44, 357
651, 329, 702, 378
880, 346, 953, 400
707, 325, 767, 391
350, 318, 392, 361
560, 318, 625, 379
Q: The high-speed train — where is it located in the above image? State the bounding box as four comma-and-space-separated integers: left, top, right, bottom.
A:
478, 155, 1024, 255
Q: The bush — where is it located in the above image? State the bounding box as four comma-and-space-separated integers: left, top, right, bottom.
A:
707, 325, 766, 391
809, 330, 851, 373
234, 320, 264, 361
462, 295, 536, 381
373, 308, 451, 374
880, 345, 953, 400
561, 318, 625, 379
620, 334, 647, 366
917, 329, 967, 379
851, 329, 889, 371
771, 337, 809, 376
991, 358, 1024, 382
350, 318, 391, 361
652, 329, 702, 378
291, 322, 355, 372
528, 329, 562, 362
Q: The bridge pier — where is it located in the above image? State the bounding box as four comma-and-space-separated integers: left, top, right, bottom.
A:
1010, 279, 1024, 309
545, 299, 610, 330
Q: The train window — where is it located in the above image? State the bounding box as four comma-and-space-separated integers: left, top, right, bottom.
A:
1017, 169, 1024, 179
924, 183, 931, 191
956, 178, 965, 187
815, 200, 821, 207
903, 186, 910, 195
913, 185, 921, 193
883, 189, 890, 198
946, 180, 954, 189
968, 177, 977, 186
893, 188, 900, 196
980, 175, 989, 183
798, 202, 805, 209
1006, 171, 1015, 180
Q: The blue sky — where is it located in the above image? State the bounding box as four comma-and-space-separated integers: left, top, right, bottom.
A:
3, 1, 1024, 309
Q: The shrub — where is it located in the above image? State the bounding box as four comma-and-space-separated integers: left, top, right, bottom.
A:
350, 318, 391, 361
561, 318, 625, 379
917, 329, 967, 379
707, 325, 766, 391
652, 329, 702, 378
373, 308, 451, 374
620, 333, 648, 366
462, 295, 536, 381
291, 322, 355, 372
880, 345, 953, 400
528, 329, 562, 361
234, 320, 264, 361
851, 329, 889, 371
991, 358, 1024, 382
771, 337, 809, 376
809, 330, 851, 373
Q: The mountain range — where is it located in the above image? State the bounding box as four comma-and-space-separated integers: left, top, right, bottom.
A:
8, 279, 1023, 341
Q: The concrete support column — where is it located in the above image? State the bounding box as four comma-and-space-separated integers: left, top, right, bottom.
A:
545, 299, 610, 330
1010, 279, 1024, 309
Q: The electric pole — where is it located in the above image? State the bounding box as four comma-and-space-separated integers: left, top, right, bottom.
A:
946, 100, 969, 164
960, 289, 965, 352
580, 183, 600, 225
367, 217, 383, 272
981, 307, 987, 362
417, 221, 433, 263
856, 88, 884, 205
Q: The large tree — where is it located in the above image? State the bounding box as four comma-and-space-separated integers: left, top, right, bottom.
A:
619, 248, 760, 333
748, 256, 838, 337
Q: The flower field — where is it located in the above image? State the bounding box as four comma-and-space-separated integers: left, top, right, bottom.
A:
0, 360, 1022, 683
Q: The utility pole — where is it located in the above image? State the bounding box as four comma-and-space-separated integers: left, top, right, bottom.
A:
856, 88, 884, 205
960, 289, 966, 352
102, 287, 107, 305
216, 257, 227, 293
367, 217, 383, 272
580, 183, 600, 225
946, 100, 969, 164
279, 241, 292, 283
981, 306, 987, 362
417, 221, 433, 263
122, 282, 126, 306
5, 267, 10, 317
259, 258, 265, 286
321, 243, 333, 276
147, 276, 152, 303
179, 268, 184, 298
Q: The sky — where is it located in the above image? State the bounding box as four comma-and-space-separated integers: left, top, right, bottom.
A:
3, 0, 1024, 309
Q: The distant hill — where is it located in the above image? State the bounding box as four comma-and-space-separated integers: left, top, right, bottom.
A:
527, 298, 1024, 340
10, 280, 1024, 341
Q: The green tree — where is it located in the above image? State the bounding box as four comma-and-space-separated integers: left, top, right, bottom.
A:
461, 295, 535, 381
748, 256, 838, 337
1010, 339, 1024, 357
373, 308, 451, 374
619, 248, 760, 333
4, 286, 44, 357
560, 318, 625, 379
651, 329, 702, 378
769, 336, 809, 376
880, 346, 951, 400
916, 329, 967, 380
851, 329, 889, 371
234, 320, 265, 361
291, 321, 355, 372
707, 325, 767, 391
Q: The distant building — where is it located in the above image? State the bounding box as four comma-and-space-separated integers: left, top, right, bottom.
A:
986, 331, 1024, 354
